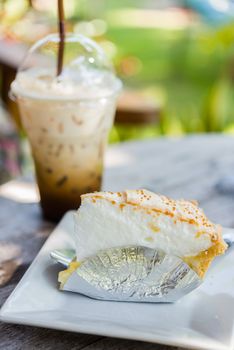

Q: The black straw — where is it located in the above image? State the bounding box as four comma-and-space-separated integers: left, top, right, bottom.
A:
57, 0, 65, 76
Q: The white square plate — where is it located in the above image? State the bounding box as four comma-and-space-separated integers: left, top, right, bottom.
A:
1, 211, 234, 350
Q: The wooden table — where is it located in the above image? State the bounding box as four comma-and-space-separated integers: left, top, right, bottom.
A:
1, 134, 234, 350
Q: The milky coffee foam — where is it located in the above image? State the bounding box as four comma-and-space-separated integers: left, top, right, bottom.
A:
11, 67, 121, 100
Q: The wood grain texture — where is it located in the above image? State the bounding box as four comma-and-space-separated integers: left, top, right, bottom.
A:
1, 134, 234, 349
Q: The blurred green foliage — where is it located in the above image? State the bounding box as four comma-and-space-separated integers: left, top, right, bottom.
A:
107, 22, 234, 140
72, 0, 234, 139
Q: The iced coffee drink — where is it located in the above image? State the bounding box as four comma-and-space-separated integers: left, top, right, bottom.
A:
11, 34, 121, 221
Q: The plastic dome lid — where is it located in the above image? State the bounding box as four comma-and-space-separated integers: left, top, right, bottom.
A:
11, 33, 122, 101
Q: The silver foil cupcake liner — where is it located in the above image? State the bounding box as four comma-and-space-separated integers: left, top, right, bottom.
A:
51, 246, 202, 303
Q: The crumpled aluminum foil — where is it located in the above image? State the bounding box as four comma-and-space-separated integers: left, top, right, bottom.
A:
51, 246, 202, 303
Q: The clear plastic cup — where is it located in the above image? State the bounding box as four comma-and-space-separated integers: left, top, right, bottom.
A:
11, 34, 121, 221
